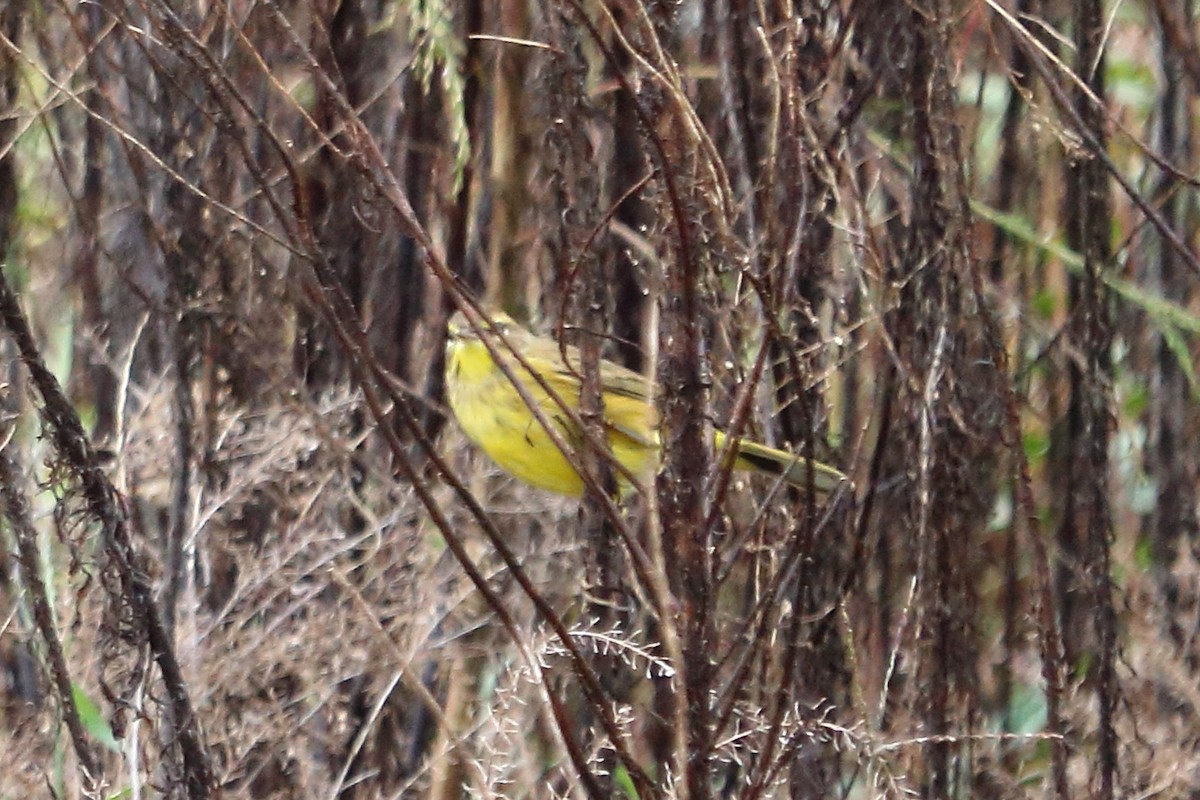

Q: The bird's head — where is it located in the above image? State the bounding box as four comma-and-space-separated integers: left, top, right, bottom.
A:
446, 309, 520, 345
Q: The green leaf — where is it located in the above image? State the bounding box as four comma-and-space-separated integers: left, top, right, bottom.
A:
72, 684, 121, 753
1031, 290, 1057, 321
1074, 652, 1094, 681
1022, 429, 1049, 463
613, 763, 640, 800
1123, 383, 1149, 416
1134, 535, 1155, 570
972, 199, 1200, 387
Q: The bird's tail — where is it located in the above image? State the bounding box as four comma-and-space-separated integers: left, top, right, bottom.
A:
716, 432, 848, 495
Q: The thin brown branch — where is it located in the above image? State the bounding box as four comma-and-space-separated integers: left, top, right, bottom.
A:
0, 441, 104, 790
0, 263, 216, 798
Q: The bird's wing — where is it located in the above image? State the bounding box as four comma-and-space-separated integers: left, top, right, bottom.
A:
537, 354, 658, 448
602, 392, 657, 448
518, 333, 659, 449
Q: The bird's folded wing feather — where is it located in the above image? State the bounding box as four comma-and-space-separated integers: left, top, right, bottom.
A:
541, 362, 657, 448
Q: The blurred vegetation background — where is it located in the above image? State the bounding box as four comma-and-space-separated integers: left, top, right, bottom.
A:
0, 0, 1198, 797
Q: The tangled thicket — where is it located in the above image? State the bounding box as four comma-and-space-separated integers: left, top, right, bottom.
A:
0, 1, 1198, 798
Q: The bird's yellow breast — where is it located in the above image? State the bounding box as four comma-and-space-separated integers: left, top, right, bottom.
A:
445, 336, 656, 497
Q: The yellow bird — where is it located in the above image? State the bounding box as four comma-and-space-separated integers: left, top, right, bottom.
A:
444, 309, 847, 498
